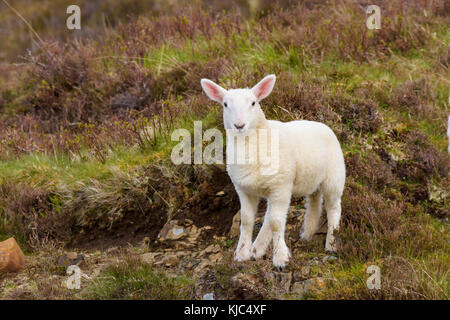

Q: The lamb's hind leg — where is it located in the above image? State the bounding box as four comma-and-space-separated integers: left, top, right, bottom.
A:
234, 190, 259, 262
300, 189, 323, 241
251, 202, 272, 260
324, 194, 341, 253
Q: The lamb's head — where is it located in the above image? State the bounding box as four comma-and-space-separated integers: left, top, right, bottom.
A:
201, 75, 276, 133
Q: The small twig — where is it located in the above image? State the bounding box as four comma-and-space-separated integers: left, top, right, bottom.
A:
1, 0, 44, 46
352, 0, 367, 12
274, 104, 296, 120
148, 182, 172, 208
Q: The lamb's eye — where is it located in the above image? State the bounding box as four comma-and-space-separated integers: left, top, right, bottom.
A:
224, 102, 228, 107
251, 101, 256, 106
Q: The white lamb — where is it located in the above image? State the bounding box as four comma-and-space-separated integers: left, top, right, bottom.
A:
201, 75, 346, 269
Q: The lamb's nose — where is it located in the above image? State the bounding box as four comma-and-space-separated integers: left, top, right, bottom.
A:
234, 123, 245, 130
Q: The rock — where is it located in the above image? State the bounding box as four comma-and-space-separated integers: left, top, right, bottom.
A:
293, 266, 310, 281
203, 293, 214, 300
0, 238, 26, 273
194, 259, 211, 273
268, 272, 292, 299
229, 210, 241, 238
215, 191, 225, 197
66, 252, 78, 260
156, 254, 179, 267
187, 225, 200, 242
291, 277, 327, 298
140, 252, 162, 265
229, 273, 267, 299
203, 244, 221, 254
198, 244, 222, 263
322, 255, 337, 263
193, 270, 220, 299
58, 252, 85, 267
309, 256, 321, 265
291, 282, 306, 298
208, 252, 222, 264
306, 277, 327, 292
158, 220, 187, 241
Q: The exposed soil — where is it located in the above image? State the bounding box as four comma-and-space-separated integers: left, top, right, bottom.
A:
68, 164, 240, 251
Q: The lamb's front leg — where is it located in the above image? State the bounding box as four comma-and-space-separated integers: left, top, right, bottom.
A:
234, 190, 259, 262
268, 192, 292, 269
251, 203, 272, 260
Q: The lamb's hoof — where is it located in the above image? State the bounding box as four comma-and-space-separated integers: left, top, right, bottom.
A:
250, 243, 267, 261
252, 252, 267, 261
234, 255, 251, 262
275, 266, 286, 272
250, 256, 256, 261
272, 257, 289, 271
325, 249, 337, 255
234, 248, 252, 262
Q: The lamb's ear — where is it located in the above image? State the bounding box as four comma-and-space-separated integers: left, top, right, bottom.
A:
200, 79, 227, 103
252, 74, 276, 102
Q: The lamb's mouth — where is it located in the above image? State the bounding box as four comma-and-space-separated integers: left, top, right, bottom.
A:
234, 127, 248, 133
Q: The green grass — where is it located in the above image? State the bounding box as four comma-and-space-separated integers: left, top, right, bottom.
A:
0, 148, 146, 188
0, 109, 222, 188
81, 258, 195, 299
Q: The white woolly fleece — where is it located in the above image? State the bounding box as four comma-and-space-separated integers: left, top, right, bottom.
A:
201, 75, 346, 268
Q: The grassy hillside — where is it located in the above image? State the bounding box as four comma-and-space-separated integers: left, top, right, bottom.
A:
0, 0, 448, 299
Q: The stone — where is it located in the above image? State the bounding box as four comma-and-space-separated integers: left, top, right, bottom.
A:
208, 252, 222, 264
0, 238, 26, 273
161, 254, 179, 267
293, 266, 311, 281
291, 277, 327, 298
269, 272, 293, 299
291, 282, 306, 297
193, 270, 220, 300
322, 255, 337, 263
203, 292, 214, 300
58, 252, 85, 267
305, 277, 327, 291
140, 252, 162, 265
198, 244, 221, 260
215, 191, 225, 197
309, 256, 321, 265
229, 273, 267, 299
187, 225, 201, 243
204, 244, 220, 254
194, 259, 211, 273
66, 252, 78, 260
158, 220, 188, 241
229, 210, 241, 238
